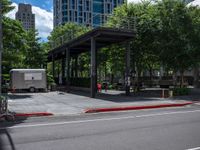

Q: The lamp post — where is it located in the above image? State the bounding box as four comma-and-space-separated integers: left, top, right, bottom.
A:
0, 2, 3, 95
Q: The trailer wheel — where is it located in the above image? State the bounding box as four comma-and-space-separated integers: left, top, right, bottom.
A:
29, 87, 35, 92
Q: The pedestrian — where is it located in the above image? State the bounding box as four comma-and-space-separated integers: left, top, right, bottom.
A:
97, 83, 102, 92
104, 82, 108, 92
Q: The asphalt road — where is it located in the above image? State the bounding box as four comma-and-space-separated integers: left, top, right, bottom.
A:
1, 105, 200, 150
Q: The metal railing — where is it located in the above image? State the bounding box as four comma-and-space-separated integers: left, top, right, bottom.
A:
0, 94, 15, 121
0, 95, 7, 115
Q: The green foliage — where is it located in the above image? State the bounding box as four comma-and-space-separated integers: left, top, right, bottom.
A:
157, 0, 195, 71
0, 96, 4, 101
46, 23, 91, 77
2, 17, 28, 73
48, 22, 90, 49
2, 74, 9, 82
108, 84, 114, 90
173, 87, 190, 96
105, 0, 200, 86
78, 52, 90, 77
2, 1, 47, 74
47, 74, 55, 85
1, 0, 15, 14
106, 2, 161, 84
24, 30, 47, 68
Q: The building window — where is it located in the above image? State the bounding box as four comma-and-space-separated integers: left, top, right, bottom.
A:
86, 1, 90, 11
79, 18, 82, 23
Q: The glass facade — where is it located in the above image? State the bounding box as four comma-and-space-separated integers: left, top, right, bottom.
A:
54, 0, 124, 28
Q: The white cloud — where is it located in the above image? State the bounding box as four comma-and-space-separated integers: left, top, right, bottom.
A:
6, 3, 18, 19
188, 0, 200, 6
32, 5, 53, 39
6, 3, 53, 40
128, 0, 142, 3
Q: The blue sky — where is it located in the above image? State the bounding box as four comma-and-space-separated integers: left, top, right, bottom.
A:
12, 0, 53, 12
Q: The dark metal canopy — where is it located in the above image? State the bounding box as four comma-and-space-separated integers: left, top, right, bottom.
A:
47, 27, 134, 61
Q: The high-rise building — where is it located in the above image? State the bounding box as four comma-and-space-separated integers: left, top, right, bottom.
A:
15, 3, 35, 31
53, 0, 124, 28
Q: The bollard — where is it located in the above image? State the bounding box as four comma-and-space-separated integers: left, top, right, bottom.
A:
169, 90, 173, 97
12, 87, 16, 93
161, 89, 165, 98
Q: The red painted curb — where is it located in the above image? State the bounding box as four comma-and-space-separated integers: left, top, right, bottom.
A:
15, 112, 53, 117
85, 102, 193, 113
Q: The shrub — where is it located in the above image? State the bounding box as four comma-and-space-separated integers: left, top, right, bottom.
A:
108, 85, 113, 89
2, 74, 10, 82
70, 78, 90, 88
173, 88, 190, 96
47, 74, 55, 85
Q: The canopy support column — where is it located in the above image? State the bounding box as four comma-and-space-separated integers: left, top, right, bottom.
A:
52, 55, 55, 78
125, 42, 131, 96
91, 37, 97, 98
66, 48, 70, 92
62, 57, 66, 85
75, 55, 78, 78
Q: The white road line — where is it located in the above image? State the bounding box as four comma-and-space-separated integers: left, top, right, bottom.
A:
186, 147, 200, 150
1, 109, 200, 130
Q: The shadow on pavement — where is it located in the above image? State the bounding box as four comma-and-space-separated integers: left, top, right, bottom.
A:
64, 89, 165, 103
58, 86, 200, 102
0, 116, 28, 150
8, 94, 32, 100
0, 129, 16, 150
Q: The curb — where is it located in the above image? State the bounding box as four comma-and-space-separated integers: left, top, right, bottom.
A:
15, 112, 53, 117
85, 102, 193, 113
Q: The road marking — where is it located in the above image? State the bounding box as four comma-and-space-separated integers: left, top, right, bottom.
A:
1, 109, 200, 130
186, 147, 200, 150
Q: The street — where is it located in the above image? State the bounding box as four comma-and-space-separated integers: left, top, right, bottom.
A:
1, 104, 200, 150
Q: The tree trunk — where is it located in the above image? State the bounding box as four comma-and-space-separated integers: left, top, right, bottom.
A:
193, 66, 199, 88
99, 66, 101, 83
111, 73, 114, 84
173, 71, 177, 87
104, 62, 107, 81
149, 67, 153, 87
137, 70, 141, 91
180, 70, 184, 88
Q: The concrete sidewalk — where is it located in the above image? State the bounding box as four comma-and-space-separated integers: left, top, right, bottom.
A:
7, 90, 194, 117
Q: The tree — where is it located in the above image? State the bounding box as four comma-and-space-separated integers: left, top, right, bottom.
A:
47, 22, 91, 78
48, 22, 90, 49
188, 5, 200, 87
1, 0, 14, 14
106, 2, 161, 88
157, 0, 197, 87
106, 0, 200, 89
2, 0, 47, 73
2, 17, 27, 73
2, 0, 28, 73
24, 30, 47, 68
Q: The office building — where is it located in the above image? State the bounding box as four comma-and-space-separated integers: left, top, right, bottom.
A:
53, 0, 124, 28
15, 3, 35, 31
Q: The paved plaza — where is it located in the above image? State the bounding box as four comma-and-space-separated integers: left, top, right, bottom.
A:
7, 89, 197, 116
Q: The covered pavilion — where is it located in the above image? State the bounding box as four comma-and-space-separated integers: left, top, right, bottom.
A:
47, 27, 134, 98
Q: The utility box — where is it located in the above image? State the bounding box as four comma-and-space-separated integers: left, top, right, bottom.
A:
10, 69, 47, 92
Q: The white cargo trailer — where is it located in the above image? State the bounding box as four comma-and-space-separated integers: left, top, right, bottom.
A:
10, 69, 47, 92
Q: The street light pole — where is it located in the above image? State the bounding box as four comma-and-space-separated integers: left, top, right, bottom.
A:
0, 2, 3, 95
